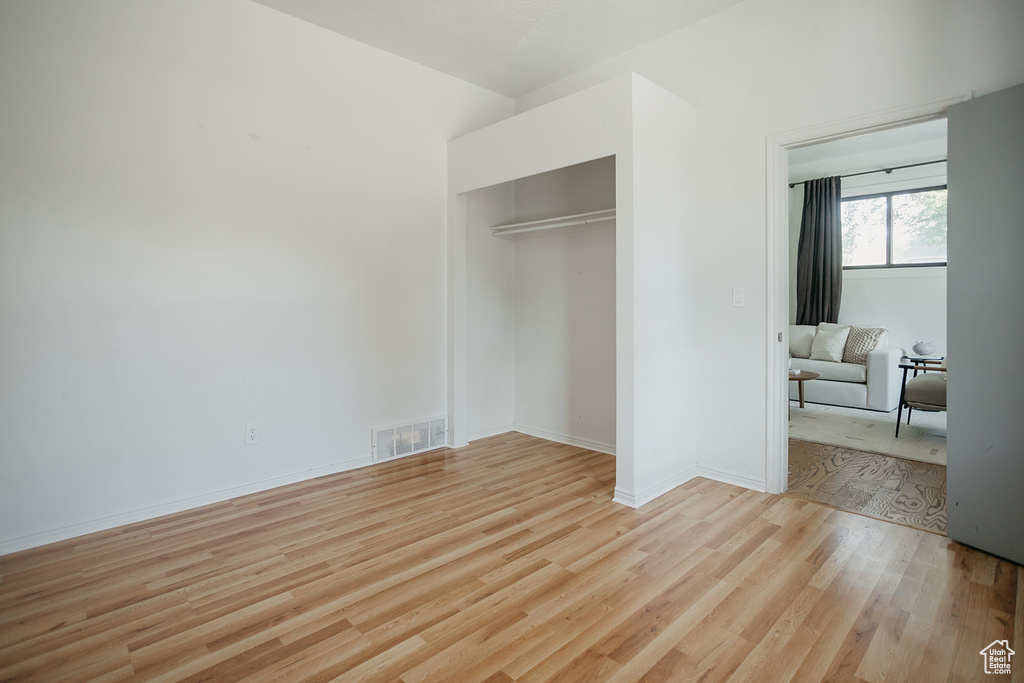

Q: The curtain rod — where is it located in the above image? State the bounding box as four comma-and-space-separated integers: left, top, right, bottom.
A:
788, 159, 947, 189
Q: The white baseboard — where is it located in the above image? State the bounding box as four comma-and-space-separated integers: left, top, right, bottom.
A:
467, 425, 514, 442
696, 465, 767, 493
612, 488, 638, 507
513, 424, 615, 456
613, 465, 699, 508
1, 446, 769, 556
0, 454, 374, 556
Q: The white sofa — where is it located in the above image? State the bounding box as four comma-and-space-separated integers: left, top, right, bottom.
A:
789, 324, 903, 412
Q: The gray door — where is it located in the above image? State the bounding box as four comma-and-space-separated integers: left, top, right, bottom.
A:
946, 82, 1024, 564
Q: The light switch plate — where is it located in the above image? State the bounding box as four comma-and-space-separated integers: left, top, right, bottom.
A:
732, 287, 745, 307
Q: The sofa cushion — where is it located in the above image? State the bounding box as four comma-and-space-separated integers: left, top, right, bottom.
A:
810, 326, 850, 362
905, 372, 947, 408
790, 358, 867, 383
789, 325, 817, 358
843, 326, 886, 364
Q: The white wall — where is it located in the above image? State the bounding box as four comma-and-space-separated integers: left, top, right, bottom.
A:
0, 0, 513, 552
837, 269, 945, 355
466, 183, 516, 440
628, 80, 701, 498
514, 228, 616, 451
515, 0, 1024, 487
511, 159, 616, 451
512, 156, 616, 221
788, 162, 949, 355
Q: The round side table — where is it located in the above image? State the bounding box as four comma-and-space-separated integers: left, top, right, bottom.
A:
788, 370, 820, 419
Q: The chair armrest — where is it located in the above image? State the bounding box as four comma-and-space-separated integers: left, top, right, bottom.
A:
866, 347, 903, 411
903, 360, 947, 372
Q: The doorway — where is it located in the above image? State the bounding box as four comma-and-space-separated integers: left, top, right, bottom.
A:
782, 120, 949, 532
763, 95, 967, 504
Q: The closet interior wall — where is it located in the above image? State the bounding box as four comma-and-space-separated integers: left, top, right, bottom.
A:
465, 157, 616, 451
465, 181, 516, 441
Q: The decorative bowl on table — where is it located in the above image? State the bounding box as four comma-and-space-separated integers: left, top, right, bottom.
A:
912, 341, 936, 356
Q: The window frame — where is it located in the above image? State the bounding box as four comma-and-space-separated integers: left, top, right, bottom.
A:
841, 184, 948, 270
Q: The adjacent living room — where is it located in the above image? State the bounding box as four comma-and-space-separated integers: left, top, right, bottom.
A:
784, 118, 948, 534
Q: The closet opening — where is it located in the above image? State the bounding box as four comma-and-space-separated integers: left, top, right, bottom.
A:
463, 156, 617, 454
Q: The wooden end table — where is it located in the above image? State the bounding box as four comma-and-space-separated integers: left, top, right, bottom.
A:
788, 370, 820, 419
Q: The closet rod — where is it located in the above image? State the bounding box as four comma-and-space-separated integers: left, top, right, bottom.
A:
491, 208, 615, 237
788, 158, 947, 189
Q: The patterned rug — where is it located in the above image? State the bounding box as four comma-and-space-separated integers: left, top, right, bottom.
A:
787, 439, 946, 534
788, 403, 946, 466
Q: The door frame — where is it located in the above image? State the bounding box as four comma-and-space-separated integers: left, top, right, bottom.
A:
763, 93, 970, 495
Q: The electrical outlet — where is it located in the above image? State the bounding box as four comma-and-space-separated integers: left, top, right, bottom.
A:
245, 423, 259, 445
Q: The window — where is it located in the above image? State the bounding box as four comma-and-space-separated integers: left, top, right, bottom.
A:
841, 186, 947, 268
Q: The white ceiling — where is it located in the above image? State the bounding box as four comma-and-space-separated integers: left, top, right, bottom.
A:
789, 119, 948, 167
788, 118, 948, 183
252, 0, 747, 98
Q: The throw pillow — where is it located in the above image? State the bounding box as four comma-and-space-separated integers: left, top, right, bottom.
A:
843, 326, 886, 364
809, 327, 851, 362
789, 325, 817, 359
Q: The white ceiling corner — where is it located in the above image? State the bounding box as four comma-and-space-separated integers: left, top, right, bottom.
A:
251, 0, 748, 98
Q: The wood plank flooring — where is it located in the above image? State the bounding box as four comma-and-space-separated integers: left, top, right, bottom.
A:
0, 432, 1018, 682
787, 439, 947, 534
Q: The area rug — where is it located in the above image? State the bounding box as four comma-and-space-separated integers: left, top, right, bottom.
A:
789, 403, 946, 466
787, 439, 946, 534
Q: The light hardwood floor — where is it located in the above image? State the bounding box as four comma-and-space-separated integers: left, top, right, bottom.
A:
1, 432, 1020, 682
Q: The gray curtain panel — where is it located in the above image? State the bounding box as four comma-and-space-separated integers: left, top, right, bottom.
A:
796, 176, 843, 325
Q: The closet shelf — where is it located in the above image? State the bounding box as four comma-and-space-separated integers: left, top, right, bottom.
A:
491, 208, 616, 239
